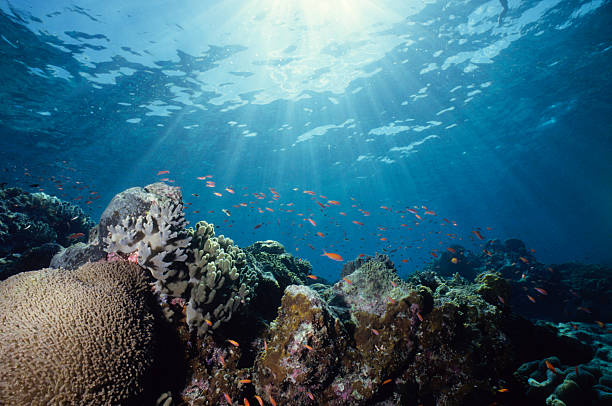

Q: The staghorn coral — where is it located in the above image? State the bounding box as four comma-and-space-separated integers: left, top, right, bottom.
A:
185, 220, 255, 336
0, 261, 157, 406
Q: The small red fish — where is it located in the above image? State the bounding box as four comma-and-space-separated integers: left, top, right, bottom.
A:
527, 295, 536, 303
519, 256, 529, 264
327, 200, 340, 205
447, 247, 457, 254
68, 232, 85, 240
157, 170, 169, 175
352, 220, 364, 226
498, 388, 510, 393
225, 187, 235, 194
307, 218, 317, 226
343, 277, 353, 285
227, 339, 239, 347
254, 223, 263, 229
223, 393, 232, 405
306, 275, 318, 280
303, 190, 316, 195
213, 192, 222, 197
382, 379, 392, 385
545, 360, 557, 374
304, 344, 313, 351
371, 328, 379, 335
254, 395, 264, 406
473, 230, 484, 240
416, 312, 424, 322
239, 379, 251, 384
306, 392, 314, 400
269, 395, 277, 406
244, 398, 250, 406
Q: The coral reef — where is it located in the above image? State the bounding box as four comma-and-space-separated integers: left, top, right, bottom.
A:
4, 184, 610, 406
514, 322, 612, 405
0, 261, 158, 405
0, 186, 93, 279
426, 238, 612, 322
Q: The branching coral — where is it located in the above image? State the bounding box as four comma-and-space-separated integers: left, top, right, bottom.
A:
104, 199, 192, 295
185, 221, 255, 336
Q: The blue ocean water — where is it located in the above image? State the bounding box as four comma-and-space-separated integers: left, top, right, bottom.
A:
1, 0, 611, 281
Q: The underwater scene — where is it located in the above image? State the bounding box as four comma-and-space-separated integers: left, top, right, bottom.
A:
1, 0, 611, 405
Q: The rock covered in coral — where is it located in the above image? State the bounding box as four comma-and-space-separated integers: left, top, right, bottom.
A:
0, 261, 159, 405
247, 254, 516, 405
0, 186, 93, 278
254, 285, 346, 404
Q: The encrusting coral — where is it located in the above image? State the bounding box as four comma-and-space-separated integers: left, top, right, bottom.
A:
0, 261, 157, 406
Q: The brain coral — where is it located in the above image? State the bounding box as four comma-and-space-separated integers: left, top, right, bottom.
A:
0, 261, 157, 406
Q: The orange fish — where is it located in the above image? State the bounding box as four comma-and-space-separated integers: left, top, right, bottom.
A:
545, 360, 557, 374
254, 395, 264, 406
306, 275, 318, 280
527, 295, 536, 303
322, 252, 343, 261
316, 232, 325, 238
327, 200, 340, 205
205, 319, 213, 327
219, 355, 225, 366
223, 393, 232, 405
214, 192, 222, 197
306, 392, 314, 400
387, 296, 396, 304
401, 259, 409, 263
304, 344, 313, 350
264, 339, 268, 352
196, 176, 207, 180
431, 252, 438, 258
352, 220, 364, 226
244, 398, 250, 406
534, 287, 548, 296
227, 339, 239, 347
473, 230, 484, 240
447, 247, 457, 254
595, 320, 605, 328
390, 281, 398, 288
497, 388, 510, 393
382, 379, 392, 385
239, 379, 251, 384
307, 218, 317, 226
416, 312, 423, 322
68, 232, 85, 240
303, 190, 316, 195
157, 170, 169, 175
225, 187, 235, 194
343, 277, 353, 285
371, 328, 379, 335
269, 395, 277, 406
519, 256, 529, 264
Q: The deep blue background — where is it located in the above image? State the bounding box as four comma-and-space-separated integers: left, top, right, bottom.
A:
1, 0, 611, 280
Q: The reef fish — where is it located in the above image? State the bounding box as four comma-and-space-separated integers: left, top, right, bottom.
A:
67, 232, 85, 240
322, 252, 343, 261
